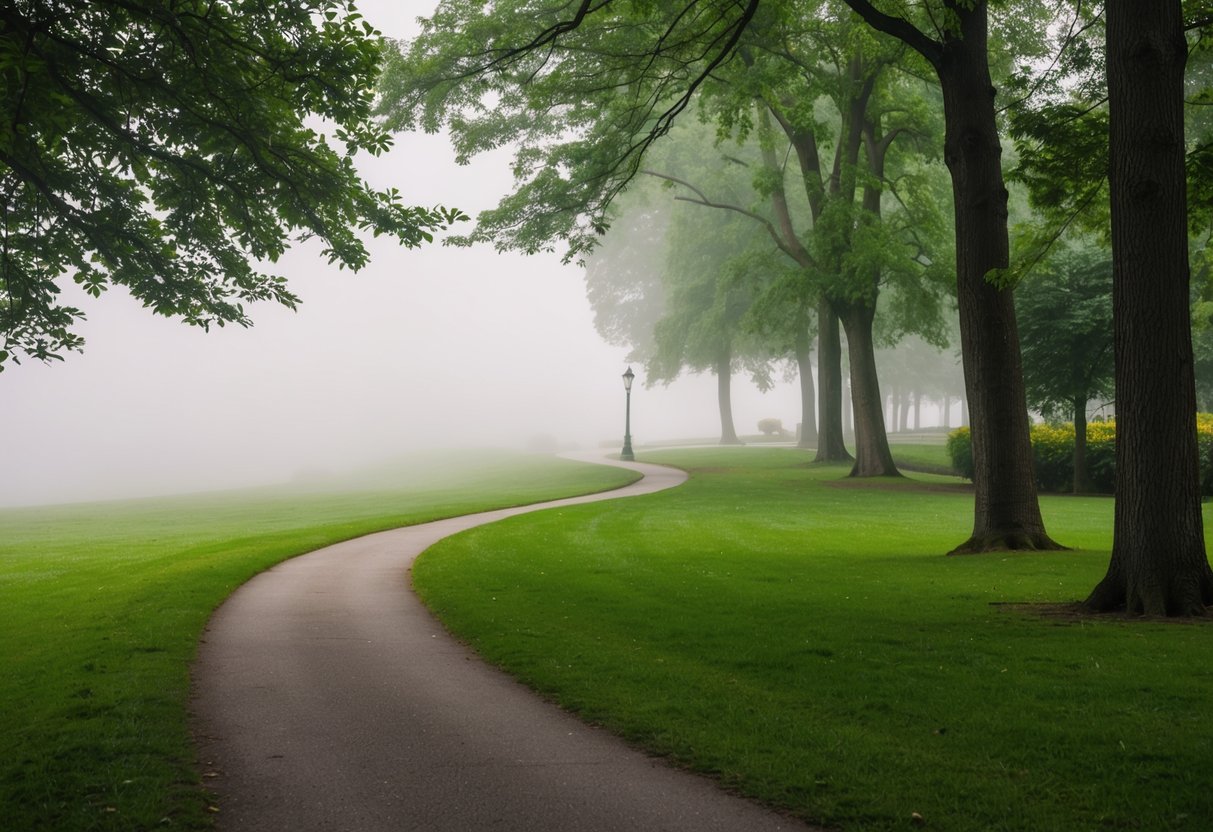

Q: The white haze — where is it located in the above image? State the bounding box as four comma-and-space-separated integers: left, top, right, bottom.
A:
0, 1, 813, 507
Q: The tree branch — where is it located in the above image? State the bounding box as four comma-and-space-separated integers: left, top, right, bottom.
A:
641, 168, 814, 268
839, 0, 941, 67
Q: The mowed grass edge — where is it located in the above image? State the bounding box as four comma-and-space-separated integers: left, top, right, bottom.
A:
0, 452, 637, 832
413, 447, 1213, 832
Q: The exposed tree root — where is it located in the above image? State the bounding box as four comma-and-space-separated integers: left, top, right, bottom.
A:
947, 531, 1068, 556
1084, 567, 1213, 617
848, 462, 903, 479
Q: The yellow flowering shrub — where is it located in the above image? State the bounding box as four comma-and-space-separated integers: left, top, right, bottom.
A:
947, 416, 1213, 494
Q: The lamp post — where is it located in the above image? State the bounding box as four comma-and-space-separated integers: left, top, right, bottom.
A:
620, 366, 635, 461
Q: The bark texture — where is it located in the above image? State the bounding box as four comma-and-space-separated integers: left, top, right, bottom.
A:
1085, 0, 1213, 615
1072, 397, 1093, 494
815, 298, 852, 462
938, 4, 1058, 554
840, 302, 900, 477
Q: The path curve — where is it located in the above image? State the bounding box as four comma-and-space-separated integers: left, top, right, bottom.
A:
191, 454, 815, 831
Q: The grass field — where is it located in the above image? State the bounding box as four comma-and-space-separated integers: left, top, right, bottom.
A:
0, 452, 637, 832
414, 447, 1213, 832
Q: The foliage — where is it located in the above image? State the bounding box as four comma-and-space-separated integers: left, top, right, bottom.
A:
377, 0, 760, 260
417, 446, 1213, 832
1007, 2, 1213, 267
949, 416, 1213, 494
581, 188, 671, 362
945, 425, 974, 478
0, 0, 462, 368
1015, 240, 1115, 420
644, 127, 783, 388
0, 453, 634, 832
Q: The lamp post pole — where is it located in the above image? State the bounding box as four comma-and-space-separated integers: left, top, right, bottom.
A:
621, 366, 635, 461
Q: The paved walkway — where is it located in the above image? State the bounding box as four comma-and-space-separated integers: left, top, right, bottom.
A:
191, 455, 815, 831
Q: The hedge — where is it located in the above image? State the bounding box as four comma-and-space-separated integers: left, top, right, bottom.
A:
946, 415, 1213, 494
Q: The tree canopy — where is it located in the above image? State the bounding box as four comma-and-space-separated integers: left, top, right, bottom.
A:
0, 0, 462, 368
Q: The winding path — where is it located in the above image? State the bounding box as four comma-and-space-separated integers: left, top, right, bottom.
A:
191, 455, 814, 831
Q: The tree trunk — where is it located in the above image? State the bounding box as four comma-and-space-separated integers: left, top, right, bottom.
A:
938, 3, 1059, 553
1072, 396, 1093, 494
796, 323, 817, 447
943, 396, 951, 429
716, 352, 742, 445
913, 390, 922, 431
1085, 0, 1213, 615
898, 390, 910, 432
840, 302, 900, 477
815, 297, 852, 462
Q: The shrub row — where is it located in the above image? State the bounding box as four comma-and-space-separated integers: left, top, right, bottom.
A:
946, 415, 1213, 494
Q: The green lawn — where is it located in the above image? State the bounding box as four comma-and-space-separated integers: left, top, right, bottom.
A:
0, 452, 637, 832
414, 447, 1213, 832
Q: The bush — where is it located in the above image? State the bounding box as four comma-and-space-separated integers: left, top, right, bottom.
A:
758, 418, 785, 436
1029, 422, 1116, 492
946, 427, 973, 479
947, 417, 1213, 494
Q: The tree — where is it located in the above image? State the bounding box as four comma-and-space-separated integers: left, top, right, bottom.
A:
646, 179, 779, 445
0, 0, 460, 368
1009, 0, 1213, 612
1085, 0, 1213, 615
841, 0, 1062, 552
1016, 242, 1114, 493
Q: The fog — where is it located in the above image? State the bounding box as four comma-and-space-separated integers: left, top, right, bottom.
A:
0, 2, 811, 507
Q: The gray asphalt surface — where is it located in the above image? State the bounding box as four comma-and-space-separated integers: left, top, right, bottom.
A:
191, 455, 817, 831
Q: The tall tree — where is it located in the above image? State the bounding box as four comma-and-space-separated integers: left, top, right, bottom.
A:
1085, 0, 1213, 615
1009, 1, 1213, 612
841, 0, 1061, 551
0, 0, 459, 367
691, 11, 952, 474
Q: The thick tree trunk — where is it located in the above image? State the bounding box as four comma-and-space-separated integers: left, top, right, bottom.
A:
840, 302, 901, 477
938, 4, 1059, 553
716, 353, 742, 445
815, 297, 852, 462
1085, 0, 1213, 615
1072, 396, 1093, 494
796, 323, 818, 447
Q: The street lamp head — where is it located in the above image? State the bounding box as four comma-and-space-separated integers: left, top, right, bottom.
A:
622, 366, 635, 391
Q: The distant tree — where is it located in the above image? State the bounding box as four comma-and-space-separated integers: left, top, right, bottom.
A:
648, 197, 779, 445
0, 0, 460, 368
581, 194, 671, 364
1016, 243, 1114, 493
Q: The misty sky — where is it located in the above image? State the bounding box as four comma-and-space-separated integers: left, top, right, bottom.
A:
0, 1, 806, 506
